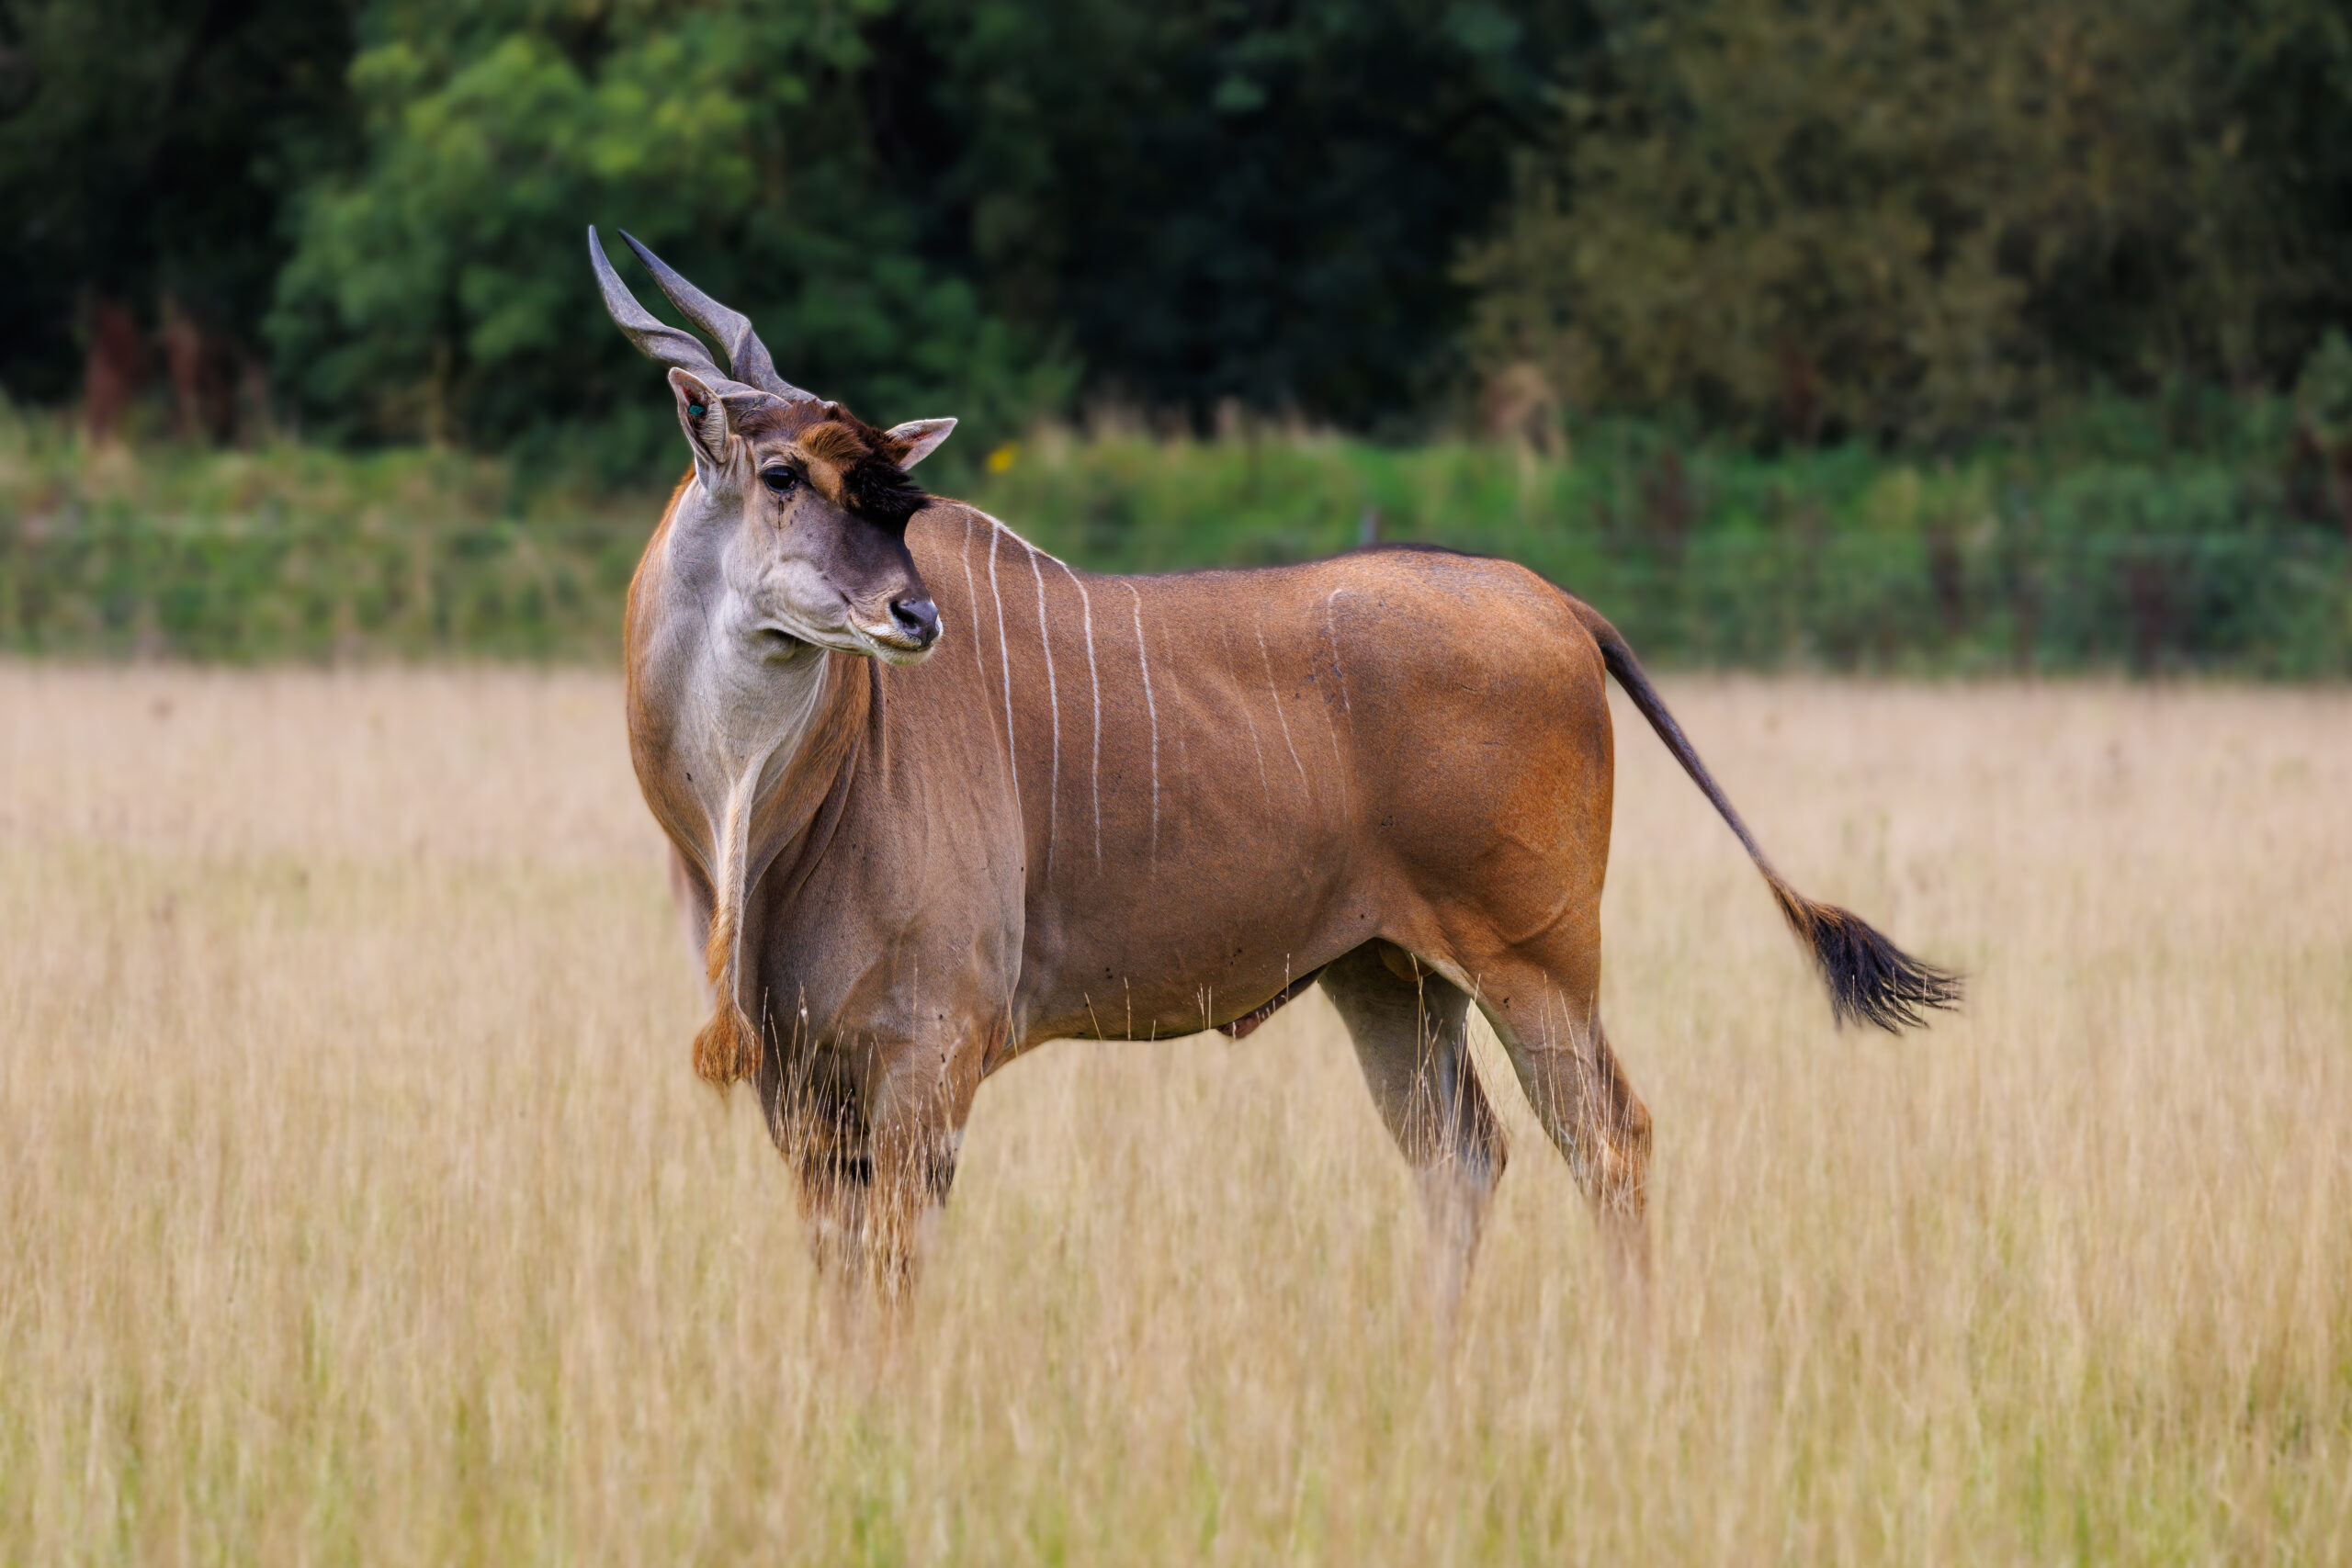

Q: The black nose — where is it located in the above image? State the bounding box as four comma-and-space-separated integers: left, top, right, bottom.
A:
889, 596, 940, 647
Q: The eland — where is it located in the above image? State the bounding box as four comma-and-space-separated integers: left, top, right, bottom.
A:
590, 227, 1960, 1308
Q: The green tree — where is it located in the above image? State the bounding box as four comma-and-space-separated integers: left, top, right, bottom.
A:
267, 0, 1063, 470
13, 0, 2347, 453
1464, 0, 2351, 446
0, 0, 355, 410
893, 0, 1597, 429
2199, 0, 2352, 374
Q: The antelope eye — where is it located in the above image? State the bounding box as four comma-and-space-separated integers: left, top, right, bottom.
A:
761, 467, 798, 494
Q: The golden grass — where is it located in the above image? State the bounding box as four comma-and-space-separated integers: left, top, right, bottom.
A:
3, 668, 2347, 1564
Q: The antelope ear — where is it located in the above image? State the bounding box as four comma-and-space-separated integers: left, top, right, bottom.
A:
668, 368, 732, 466
883, 417, 956, 468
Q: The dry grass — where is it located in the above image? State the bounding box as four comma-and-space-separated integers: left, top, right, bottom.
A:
2, 668, 2347, 1564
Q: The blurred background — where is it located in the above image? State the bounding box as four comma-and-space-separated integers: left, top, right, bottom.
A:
11, 13, 2352, 1560
3, 0, 2350, 670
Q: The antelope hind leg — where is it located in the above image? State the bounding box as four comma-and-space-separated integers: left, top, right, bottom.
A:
1320, 943, 1508, 1325
1466, 964, 1653, 1305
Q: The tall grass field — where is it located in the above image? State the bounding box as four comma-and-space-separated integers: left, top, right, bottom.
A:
2, 669, 2346, 1563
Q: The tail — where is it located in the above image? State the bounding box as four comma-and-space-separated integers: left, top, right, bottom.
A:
1568, 601, 1962, 1032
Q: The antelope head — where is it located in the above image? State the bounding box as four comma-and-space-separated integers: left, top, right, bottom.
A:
590, 227, 956, 666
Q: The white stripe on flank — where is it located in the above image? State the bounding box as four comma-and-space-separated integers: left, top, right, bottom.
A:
1320, 585, 1358, 812
1319, 694, 1349, 807
1323, 588, 1355, 716
1224, 621, 1272, 809
1057, 559, 1103, 865
962, 515, 1002, 756
1028, 547, 1061, 874
1257, 619, 1309, 795
1314, 589, 1351, 788
1126, 582, 1159, 863
984, 513, 1067, 568
975, 511, 1095, 867
987, 520, 1022, 823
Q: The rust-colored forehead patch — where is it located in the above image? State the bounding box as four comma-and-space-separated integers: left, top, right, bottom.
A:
797, 421, 874, 467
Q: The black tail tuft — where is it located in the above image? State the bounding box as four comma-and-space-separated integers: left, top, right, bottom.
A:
1566, 595, 1963, 1034
1767, 882, 1963, 1032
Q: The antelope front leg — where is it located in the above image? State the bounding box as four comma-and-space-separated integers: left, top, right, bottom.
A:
766, 1032, 974, 1303
854, 1036, 983, 1311
767, 1077, 872, 1295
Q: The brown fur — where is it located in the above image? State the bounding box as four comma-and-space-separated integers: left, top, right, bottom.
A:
627, 502, 1960, 1302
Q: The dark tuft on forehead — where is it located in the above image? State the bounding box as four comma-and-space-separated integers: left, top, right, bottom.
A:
839, 449, 928, 531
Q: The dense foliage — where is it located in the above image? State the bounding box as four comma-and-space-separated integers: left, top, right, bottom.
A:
6, 0, 2348, 462
889, 0, 1588, 431
0, 0, 352, 409
264, 0, 1069, 470
1465, 0, 2352, 446
1, 0, 1586, 468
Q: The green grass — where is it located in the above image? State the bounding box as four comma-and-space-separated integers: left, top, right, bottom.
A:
987, 416, 2352, 676
0, 423, 639, 662
4, 402, 2346, 671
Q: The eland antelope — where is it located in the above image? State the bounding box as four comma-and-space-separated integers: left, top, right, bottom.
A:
590, 228, 1960, 1307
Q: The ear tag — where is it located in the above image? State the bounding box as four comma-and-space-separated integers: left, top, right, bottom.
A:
688, 402, 707, 419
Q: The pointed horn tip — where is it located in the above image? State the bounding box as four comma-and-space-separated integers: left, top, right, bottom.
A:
586, 225, 628, 285
617, 229, 663, 269
587, 226, 654, 288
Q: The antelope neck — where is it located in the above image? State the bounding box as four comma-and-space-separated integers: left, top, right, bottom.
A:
629, 495, 867, 1005
671, 614, 858, 899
